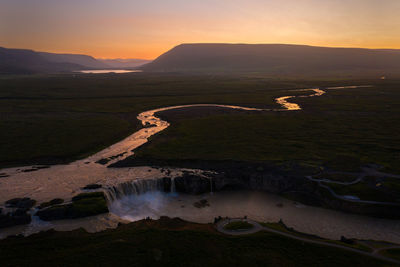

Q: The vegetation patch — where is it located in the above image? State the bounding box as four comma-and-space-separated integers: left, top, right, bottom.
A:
261, 220, 372, 252
261, 220, 322, 240
36, 192, 108, 221
223, 221, 254, 231
382, 178, 400, 194
38, 198, 64, 209
381, 248, 400, 261
325, 182, 400, 203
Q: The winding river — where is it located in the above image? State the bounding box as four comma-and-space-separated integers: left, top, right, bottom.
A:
3, 85, 400, 244
0, 87, 325, 204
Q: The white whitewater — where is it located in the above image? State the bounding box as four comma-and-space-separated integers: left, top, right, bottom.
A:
171, 177, 176, 193
78, 70, 142, 74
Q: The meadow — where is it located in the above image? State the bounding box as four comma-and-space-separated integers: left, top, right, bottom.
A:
0, 217, 388, 266
0, 73, 398, 175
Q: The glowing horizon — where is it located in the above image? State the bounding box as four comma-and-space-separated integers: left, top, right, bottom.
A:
1, 0, 400, 59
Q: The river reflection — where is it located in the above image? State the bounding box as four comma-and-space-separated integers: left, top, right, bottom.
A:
78, 69, 142, 74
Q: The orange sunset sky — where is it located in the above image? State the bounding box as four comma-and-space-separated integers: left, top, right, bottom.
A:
1, 0, 400, 59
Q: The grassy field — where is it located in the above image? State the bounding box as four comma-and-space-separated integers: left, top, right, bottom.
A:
135, 80, 400, 173
0, 217, 389, 266
324, 176, 400, 203
1, 73, 399, 174
0, 73, 317, 168
381, 249, 400, 261
261, 221, 373, 252
223, 221, 254, 230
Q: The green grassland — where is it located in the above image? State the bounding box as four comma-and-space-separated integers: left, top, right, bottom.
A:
223, 221, 254, 230
381, 249, 400, 261
0, 217, 388, 266
0, 73, 317, 168
0, 74, 399, 175
261, 221, 373, 252
135, 80, 400, 173
324, 176, 400, 203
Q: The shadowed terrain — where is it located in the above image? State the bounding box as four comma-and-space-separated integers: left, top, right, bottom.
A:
142, 43, 400, 76
0, 47, 108, 74
0, 217, 389, 267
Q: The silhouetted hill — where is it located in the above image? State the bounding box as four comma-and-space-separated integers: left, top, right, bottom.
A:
141, 44, 400, 76
0, 47, 109, 74
0, 47, 84, 74
98, 58, 151, 69
39, 52, 109, 69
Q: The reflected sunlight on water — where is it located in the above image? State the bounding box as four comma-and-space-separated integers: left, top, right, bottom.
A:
78, 70, 142, 74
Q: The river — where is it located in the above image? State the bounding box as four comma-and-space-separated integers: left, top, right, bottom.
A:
3, 85, 397, 244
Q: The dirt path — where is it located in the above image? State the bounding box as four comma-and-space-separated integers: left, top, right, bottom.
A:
216, 218, 400, 265
306, 166, 400, 206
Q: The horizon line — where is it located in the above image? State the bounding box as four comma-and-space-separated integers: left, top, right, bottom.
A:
2, 42, 400, 60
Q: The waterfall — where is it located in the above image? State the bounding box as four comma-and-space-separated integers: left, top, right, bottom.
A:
170, 177, 176, 193
105, 178, 169, 202
105, 174, 212, 203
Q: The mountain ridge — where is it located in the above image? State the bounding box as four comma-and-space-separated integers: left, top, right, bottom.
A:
38, 52, 109, 69
0, 47, 112, 74
141, 43, 400, 76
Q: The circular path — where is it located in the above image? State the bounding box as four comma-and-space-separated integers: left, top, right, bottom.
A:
216, 218, 400, 265
216, 218, 263, 236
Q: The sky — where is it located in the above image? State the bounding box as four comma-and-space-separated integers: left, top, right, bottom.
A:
1, 0, 400, 59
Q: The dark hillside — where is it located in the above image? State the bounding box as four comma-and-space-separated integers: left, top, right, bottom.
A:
0, 47, 108, 74
0, 47, 83, 74
141, 43, 400, 76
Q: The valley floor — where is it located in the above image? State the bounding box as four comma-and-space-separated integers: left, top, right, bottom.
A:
1, 74, 400, 266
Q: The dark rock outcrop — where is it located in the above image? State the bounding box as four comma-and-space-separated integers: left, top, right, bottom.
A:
0, 209, 31, 228
82, 184, 102, 190
175, 173, 211, 194
109, 157, 400, 219
5, 198, 36, 211
193, 199, 210, 208
0, 197, 36, 228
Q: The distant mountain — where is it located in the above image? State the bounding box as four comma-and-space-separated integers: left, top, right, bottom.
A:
97, 58, 151, 69
39, 52, 109, 69
0, 47, 109, 74
141, 43, 400, 76
0, 47, 82, 74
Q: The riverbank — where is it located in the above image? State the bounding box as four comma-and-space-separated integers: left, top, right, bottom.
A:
110, 157, 400, 219
1, 82, 399, 241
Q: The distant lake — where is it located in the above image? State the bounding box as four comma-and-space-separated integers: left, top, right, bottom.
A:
77, 70, 142, 74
